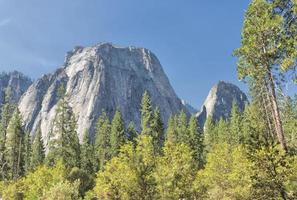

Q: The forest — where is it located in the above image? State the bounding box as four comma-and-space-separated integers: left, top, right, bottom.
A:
0, 0, 297, 199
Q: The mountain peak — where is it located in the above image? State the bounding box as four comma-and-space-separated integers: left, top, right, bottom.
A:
197, 81, 248, 127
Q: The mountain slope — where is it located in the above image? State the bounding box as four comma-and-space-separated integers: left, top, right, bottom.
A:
0, 71, 32, 104
18, 43, 187, 141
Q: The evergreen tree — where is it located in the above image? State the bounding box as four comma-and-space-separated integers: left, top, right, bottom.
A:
80, 131, 95, 174
140, 91, 153, 136
229, 102, 244, 145
235, 0, 297, 151
176, 110, 189, 143
151, 107, 164, 154
24, 132, 32, 173
0, 87, 15, 179
203, 116, 215, 149
126, 122, 138, 144
30, 127, 45, 170
110, 110, 126, 157
46, 84, 80, 169
5, 108, 24, 180
165, 116, 178, 143
188, 115, 204, 167
94, 112, 111, 170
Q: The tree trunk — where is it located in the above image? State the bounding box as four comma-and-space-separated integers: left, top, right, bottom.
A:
267, 71, 288, 151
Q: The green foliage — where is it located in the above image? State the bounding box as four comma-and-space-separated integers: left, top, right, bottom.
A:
67, 167, 95, 198
46, 89, 80, 169
30, 127, 45, 170
0, 88, 15, 180
110, 110, 126, 157
194, 143, 252, 200
24, 132, 32, 173
42, 180, 80, 200
80, 131, 96, 174
126, 122, 138, 144
151, 107, 164, 154
95, 112, 111, 170
5, 108, 25, 180
188, 115, 204, 167
250, 146, 297, 199
92, 135, 156, 200
140, 91, 153, 136
154, 141, 196, 199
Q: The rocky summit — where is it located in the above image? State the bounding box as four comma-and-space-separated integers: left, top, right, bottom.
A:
0, 71, 32, 105
197, 81, 248, 128
18, 43, 187, 141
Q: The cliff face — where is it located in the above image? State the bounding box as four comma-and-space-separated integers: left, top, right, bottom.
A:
18, 43, 187, 141
0, 71, 32, 105
197, 81, 248, 127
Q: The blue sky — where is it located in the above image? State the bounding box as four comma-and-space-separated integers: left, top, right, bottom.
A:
0, 0, 251, 108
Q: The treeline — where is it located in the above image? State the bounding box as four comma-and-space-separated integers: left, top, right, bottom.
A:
0, 85, 297, 199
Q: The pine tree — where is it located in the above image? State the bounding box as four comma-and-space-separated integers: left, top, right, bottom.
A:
165, 116, 178, 143
30, 127, 45, 170
235, 0, 297, 151
0, 87, 15, 179
95, 112, 111, 170
203, 116, 215, 150
229, 102, 244, 145
188, 115, 204, 168
46, 84, 80, 169
151, 107, 164, 154
110, 110, 126, 157
140, 91, 153, 136
80, 131, 95, 174
126, 122, 138, 144
176, 110, 189, 144
24, 132, 32, 173
5, 108, 24, 180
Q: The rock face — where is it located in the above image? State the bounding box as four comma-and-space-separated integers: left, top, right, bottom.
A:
197, 81, 248, 127
0, 71, 32, 104
18, 43, 186, 141
181, 100, 198, 114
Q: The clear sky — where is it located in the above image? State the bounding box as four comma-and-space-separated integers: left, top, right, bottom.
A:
0, 0, 251, 108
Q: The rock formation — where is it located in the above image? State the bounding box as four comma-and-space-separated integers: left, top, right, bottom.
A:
18, 43, 187, 141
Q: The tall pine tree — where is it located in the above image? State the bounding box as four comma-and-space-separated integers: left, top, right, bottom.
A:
140, 91, 153, 136
30, 126, 45, 170
5, 108, 24, 180
46, 84, 80, 169
110, 110, 126, 158
95, 111, 111, 170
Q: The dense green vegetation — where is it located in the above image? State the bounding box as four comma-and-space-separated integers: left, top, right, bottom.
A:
0, 0, 296, 199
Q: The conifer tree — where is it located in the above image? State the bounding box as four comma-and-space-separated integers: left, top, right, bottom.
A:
176, 110, 189, 144
188, 115, 204, 167
0, 87, 15, 179
46, 84, 80, 169
140, 91, 153, 135
80, 131, 95, 174
151, 107, 164, 154
165, 116, 178, 143
229, 102, 243, 145
30, 127, 45, 170
5, 108, 24, 180
126, 122, 138, 144
95, 112, 111, 170
24, 132, 32, 173
110, 110, 126, 157
235, 0, 297, 151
